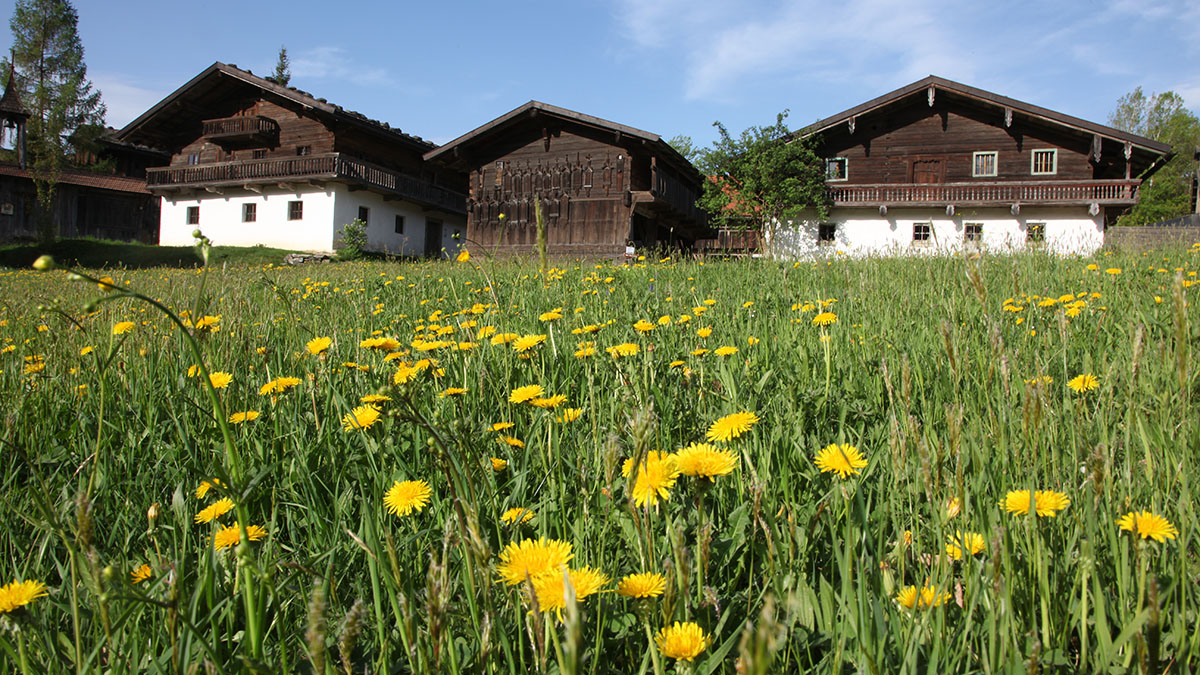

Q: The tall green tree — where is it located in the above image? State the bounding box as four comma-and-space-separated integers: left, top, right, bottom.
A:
268, 45, 291, 86
1108, 87, 1199, 226
695, 111, 829, 238
3, 0, 105, 243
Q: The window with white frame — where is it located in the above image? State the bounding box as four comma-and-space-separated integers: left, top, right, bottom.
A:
912, 222, 932, 244
1031, 149, 1057, 175
972, 151, 997, 177
242, 203, 256, 223
186, 206, 199, 225
825, 157, 848, 181
964, 223, 983, 246
288, 200, 303, 221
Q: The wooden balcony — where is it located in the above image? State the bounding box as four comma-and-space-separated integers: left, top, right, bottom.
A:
146, 153, 466, 215
830, 179, 1141, 207
202, 115, 279, 146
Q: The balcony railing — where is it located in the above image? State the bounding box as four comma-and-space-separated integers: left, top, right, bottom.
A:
830, 179, 1141, 207
146, 153, 466, 214
202, 116, 279, 144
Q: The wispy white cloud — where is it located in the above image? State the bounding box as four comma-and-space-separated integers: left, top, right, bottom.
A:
91, 73, 169, 129
291, 46, 395, 88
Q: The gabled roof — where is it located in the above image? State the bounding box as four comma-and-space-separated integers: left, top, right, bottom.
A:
424, 100, 700, 179
115, 62, 434, 151
802, 75, 1172, 156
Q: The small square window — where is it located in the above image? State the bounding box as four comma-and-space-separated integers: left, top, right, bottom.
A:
187, 153, 199, 166
358, 206, 369, 225
964, 223, 983, 245
1027, 222, 1046, 244
825, 157, 848, 181
251, 149, 267, 160
972, 152, 997, 177
818, 223, 836, 244
186, 206, 199, 225
288, 200, 303, 221
296, 145, 311, 156
1031, 149, 1057, 175
394, 215, 405, 234
913, 222, 932, 244
243, 203, 256, 223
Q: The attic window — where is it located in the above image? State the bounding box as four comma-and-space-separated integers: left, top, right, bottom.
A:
1031, 149, 1057, 175
825, 158, 848, 182
296, 145, 311, 156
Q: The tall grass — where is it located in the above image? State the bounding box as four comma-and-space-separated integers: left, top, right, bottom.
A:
0, 243, 1198, 673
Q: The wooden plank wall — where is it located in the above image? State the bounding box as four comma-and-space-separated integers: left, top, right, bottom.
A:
466, 126, 636, 254
820, 98, 1126, 184
0, 176, 158, 243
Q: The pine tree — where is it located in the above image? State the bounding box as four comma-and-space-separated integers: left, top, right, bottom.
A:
269, 45, 291, 87
3, 0, 105, 243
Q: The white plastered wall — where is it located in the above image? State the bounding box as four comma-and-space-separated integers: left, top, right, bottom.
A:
159, 185, 468, 255
767, 207, 1104, 259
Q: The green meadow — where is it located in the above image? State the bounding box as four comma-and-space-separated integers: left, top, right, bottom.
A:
1, 242, 1198, 673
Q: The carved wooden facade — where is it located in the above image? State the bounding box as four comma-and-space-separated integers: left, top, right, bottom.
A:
426, 102, 710, 258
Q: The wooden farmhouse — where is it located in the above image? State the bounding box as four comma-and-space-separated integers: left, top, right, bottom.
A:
0, 68, 163, 243
770, 76, 1173, 257
114, 62, 467, 256
425, 102, 711, 258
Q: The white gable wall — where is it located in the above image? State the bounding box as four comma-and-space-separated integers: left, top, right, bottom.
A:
767, 206, 1104, 259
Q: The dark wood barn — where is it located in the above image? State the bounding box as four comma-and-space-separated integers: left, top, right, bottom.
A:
425, 102, 711, 258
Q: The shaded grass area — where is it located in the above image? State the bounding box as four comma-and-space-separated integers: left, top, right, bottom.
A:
0, 237, 302, 269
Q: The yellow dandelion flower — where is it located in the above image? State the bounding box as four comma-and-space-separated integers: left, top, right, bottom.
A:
1000, 490, 1070, 517
490, 457, 508, 471
213, 523, 267, 550
714, 345, 739, 356
1116, 510, 1178, 543
455, 248, 470, 263
655, 622, 709, 661
497, 435, 525, 449
616, 572, 666, 598
574, 344, 596, 358
112, 321, 135, 335
194, 478, 224, 499
945, 531, 985, 560
539, 308, 563, 322
606, 342, 640, 358
439, 387, 469, 398
341, 405, 381, 431
531, 566, 609, 615
556, 407, 582, 423
392, 362, 420, 384
512, 334, 547, 352
194, 497, 235, 523
259, 376, 301, 395
674, 442, 738, 480
509, 384, 545, 404
496, 537, 574, 585
1067, 373, 1099, 393
383, 480, 432, 517
79, 346, 94, 356
813, 311, 838, 326
360, 394, 391, 404
490, 421, 515, 432
530, 394, 567, 409
696, 327, 712, 338
228, 411, 259, 424
306, 336, 332, 355
0, 579, 49, 613
490, 332, 519, 345
633, 319, 656, 333
622, 451, 679, 508
97, 276, 117, 292
1105, 267, 1121, 275
131, 564, 151, 584
814, 443, 868, 479
705, 411, 760, 443
501, 507, 535, 524
894, 584, 950, 610
208, 371, 233, 389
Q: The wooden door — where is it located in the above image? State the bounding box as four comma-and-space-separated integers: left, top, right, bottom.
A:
424, 219, 443, 257
911, 158, 945, 184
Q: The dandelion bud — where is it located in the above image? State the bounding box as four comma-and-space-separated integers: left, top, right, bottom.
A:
498, 213, 506, 221
32, 254, 55, 271
192, 229, 203, 239
67, 272, 84, 282
101, 565, 115, 583
147, 502, 160, 524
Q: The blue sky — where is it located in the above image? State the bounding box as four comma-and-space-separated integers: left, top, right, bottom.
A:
9, 0, 1200, 148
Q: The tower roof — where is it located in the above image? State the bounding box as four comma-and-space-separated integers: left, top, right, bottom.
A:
0, 62, 30, 120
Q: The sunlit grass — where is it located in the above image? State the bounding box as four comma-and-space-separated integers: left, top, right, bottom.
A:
0, 242, 1198, 673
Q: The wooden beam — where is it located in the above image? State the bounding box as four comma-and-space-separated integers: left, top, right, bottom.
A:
1010, 203, 1020, 216
1004, 107, 1013, 128
204, 186, 223, 195
1092, 134, 1102, 163
927, 85, 936, 107
848, 115, 856, 134
243, 184, 262, 193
